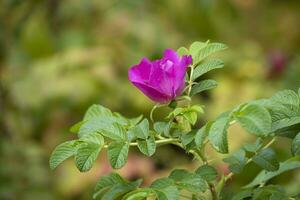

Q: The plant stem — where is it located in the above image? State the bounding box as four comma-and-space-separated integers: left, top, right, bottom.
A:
103, 138, 179, 148
216, 137, 277, 192
187, 65, 195, 97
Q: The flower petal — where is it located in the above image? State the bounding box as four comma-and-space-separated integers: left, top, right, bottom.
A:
163, 49, 180, 63
128, 58, 152, 83
131, 81, 172, 103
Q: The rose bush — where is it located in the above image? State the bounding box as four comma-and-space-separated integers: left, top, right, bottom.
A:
50, 41, 300, 200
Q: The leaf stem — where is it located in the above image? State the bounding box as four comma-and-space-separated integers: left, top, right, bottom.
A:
187, 65, 195, 97
103, 138, 179, 148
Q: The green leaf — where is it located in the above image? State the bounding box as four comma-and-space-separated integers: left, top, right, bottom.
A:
49, 140, 77, 170
153, 186, 179, 200
231, 189, 253, 200
223, 149, 247, 174
169, 169, 207, 193
244, 159, 300, 188
84, 104, 113, 120
243, 138, 263, 153
128, 119, 149, 139
292, 132, 300, 156
70, 121, 85, 133
79, 132, 104, 145
183, 111, 198, 125
194, 123, 211, 149
122, 188, 154, 200
129, 115, 143, 126
271, 90, 300, 111
75, 142, 102, 172
151, 177, 174, 189
252, 185, 287, 200
252, 148, 279, 171
137, 136, 156, 156
195, 165, 218, 182
190, 42, 227, 64
154, 122, 171, 137
272, 117, 300, 133
177, 47, 189, 57
101, 179, 142, 200
192, 59, 224, 80
181, 130, 196, 147
101, 123, 128, 141
208, 113, 231, 153
189, 41, 207, 62
94, 173, 126, 197
78, 117, 123, 138
234, 104, 272, 137
108, 142, 130, 169
190, 79, 218, 96
150, 178, 180, 200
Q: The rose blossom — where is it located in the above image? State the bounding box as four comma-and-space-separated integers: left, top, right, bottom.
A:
128, 49, 192, 103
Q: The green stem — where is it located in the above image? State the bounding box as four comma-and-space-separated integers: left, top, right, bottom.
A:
187, 65, 194, 97
103, 138, 179, 148
150, 104, 159, 122
216, 137, 277, 193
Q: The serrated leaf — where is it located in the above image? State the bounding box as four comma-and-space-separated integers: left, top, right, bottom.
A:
195, 165, 218, 182
108, 142, 130, 169
79, 132, 104, 145
232, 189, 253, 200
271, 90, 300, 111
70, 121, 85, 133
94, 173, 126, 195
101, 179, 142, 200
101, 123, 127, 141
272, 117, 300, 132
244, 160, 300, 188
169, 169, 207, 193
129, 115, 143, 126
49, 140, 77, 170
128, 119, 149, 139
291, 132, 300, 156
177, 47, 189, 56
169, 169, 190, 181
189, 41, 207, 61
78, 117, 122, 138
243, 138, 263, 153
192, 42, 228, 64
153, 186, 179, 200
122, 188, 154, 200
252, 185, 287, 200
183, 111, 198, 125
223, 149, 247, 174
194, 123, 211, 149
154, 122, 171, 137
235, 104, 272, 137
208, 113, 231, 153
252, 148, 279, 171
75, 143, 102, 172
151, 177, 174, 189
137, 136, 156, 156
181, 130, 196, 147
191, 79, 218, 96
84, 104, 113, 120
192, 59, 224, 80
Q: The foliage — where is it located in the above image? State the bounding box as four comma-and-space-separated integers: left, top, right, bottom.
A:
50, 41, 300, 199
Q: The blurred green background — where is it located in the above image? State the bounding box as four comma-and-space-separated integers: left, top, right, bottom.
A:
1, 0, 300, 199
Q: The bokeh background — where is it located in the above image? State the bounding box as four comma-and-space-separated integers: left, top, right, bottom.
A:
1, 0, 300, 199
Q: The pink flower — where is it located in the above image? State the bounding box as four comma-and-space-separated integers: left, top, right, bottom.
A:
128, 49, 192, 103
